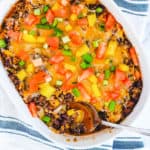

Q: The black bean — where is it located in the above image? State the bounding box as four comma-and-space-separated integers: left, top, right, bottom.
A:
70, 0, 81, 5
52, 119, 61, 130
69, 124, 85, 135
64, 93, 74, 102
98, 111, 108, 120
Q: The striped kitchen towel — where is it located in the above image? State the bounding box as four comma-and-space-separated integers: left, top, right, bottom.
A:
0, 0, 150, 150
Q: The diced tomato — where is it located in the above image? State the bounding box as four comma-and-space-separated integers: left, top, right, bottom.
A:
98, 73, 104, 82
96, 42, 106, 59
129, 47, 139, 66
47, 37, 59, 50
28, 102, 37, 117
61, 82, 74, 91
123, 78, 131, 88
78, 68, 93, 82
16, 50, 29, 61
69, 31, 82, 45
115, 69, 126, 81
54, 64, 66, 75
105, 14, 116, 31
25, 14, 39, 26
77, 83, 91, 100
53, 7, 69, 18
8, 30, 22, 42
71, 4, 83, 15
77, 18, 88, 26
50, 53, 64, 64
46, 10, 55, 24
65, 70, 73, 80
108, 91, 120, 99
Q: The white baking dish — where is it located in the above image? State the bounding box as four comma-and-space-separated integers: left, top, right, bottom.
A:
0, 0, 149, 149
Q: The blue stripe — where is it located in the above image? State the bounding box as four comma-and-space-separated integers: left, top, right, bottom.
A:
122, 9, 147, 16
113, 140, 144, 149
116, 137, 141, 139
0, 120, 50, 142
114, 0, 148, 12
0, 130, 63, 150
0, 115, 32, 127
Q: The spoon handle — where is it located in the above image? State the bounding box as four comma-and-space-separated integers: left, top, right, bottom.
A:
102, 120, 150, 136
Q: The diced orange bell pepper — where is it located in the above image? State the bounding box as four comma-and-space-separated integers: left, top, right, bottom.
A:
96, 42, 106, 59
129, 47, 139, 66
53, 7, 69, 18
77, 18, 88, 26
69, 31, 83, 45
49, 53, 64, 64
16, 50, 29, 61
105, 14, 116, 31
8, 30, 22, 42
77, 83, 91, 100
78, 68, 93, 82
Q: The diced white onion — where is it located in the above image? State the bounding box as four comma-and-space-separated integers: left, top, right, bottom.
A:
62, 36, 70, 44
32, 58, 43, 67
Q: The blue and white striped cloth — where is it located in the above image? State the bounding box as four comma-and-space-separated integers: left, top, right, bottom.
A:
0, 0, 150, 150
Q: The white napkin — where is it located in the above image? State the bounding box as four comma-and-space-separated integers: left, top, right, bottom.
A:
0, 0, 150, 150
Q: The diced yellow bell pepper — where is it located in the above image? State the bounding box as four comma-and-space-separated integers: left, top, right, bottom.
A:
37, 36, 46, 43
70, 14, 77, 21
88, 75, 98, 83
119, 64, 129, 72
85, 0, 97, 4
52, 2, 61, 11
75, 110, 85, 123
67, 109, 75, 116
16, 70, 27, 81
76, 44, 89, 57
64, 63, 76, 72
87, 13, 96, 27
92, 84, 101, 97
3, 50, 13, 56
26, 64, 34, 74
65, 24, 72, 32
23, 34, 36, 43
105, 40, 118, 57
39, 83, 55, 98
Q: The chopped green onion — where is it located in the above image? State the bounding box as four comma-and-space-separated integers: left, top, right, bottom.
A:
42, 115, 51, 124
41, 17, 47, 24
0, 39, 6, 48
110, 65, 116, 72
52, 19, 58, 27
99, 23, 105, 31
103, 80, 108, 86
43, 5, 49, 13
96, 7, 103, 13
72, 88, 80, 97
34, 8, 41, 16
19, 60, 25, 66
82, 53, 93, 64
29, 30, 36, 36
104, 70, 111, 79
80, 61, 90, 69
108, 100, 116, 112
56, 80, 63, 86
92, 40, 99, 48
62, 49, 72, 56
54, 28, 63, 37
62, 36, 70, 43
36, 24, 52, 29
